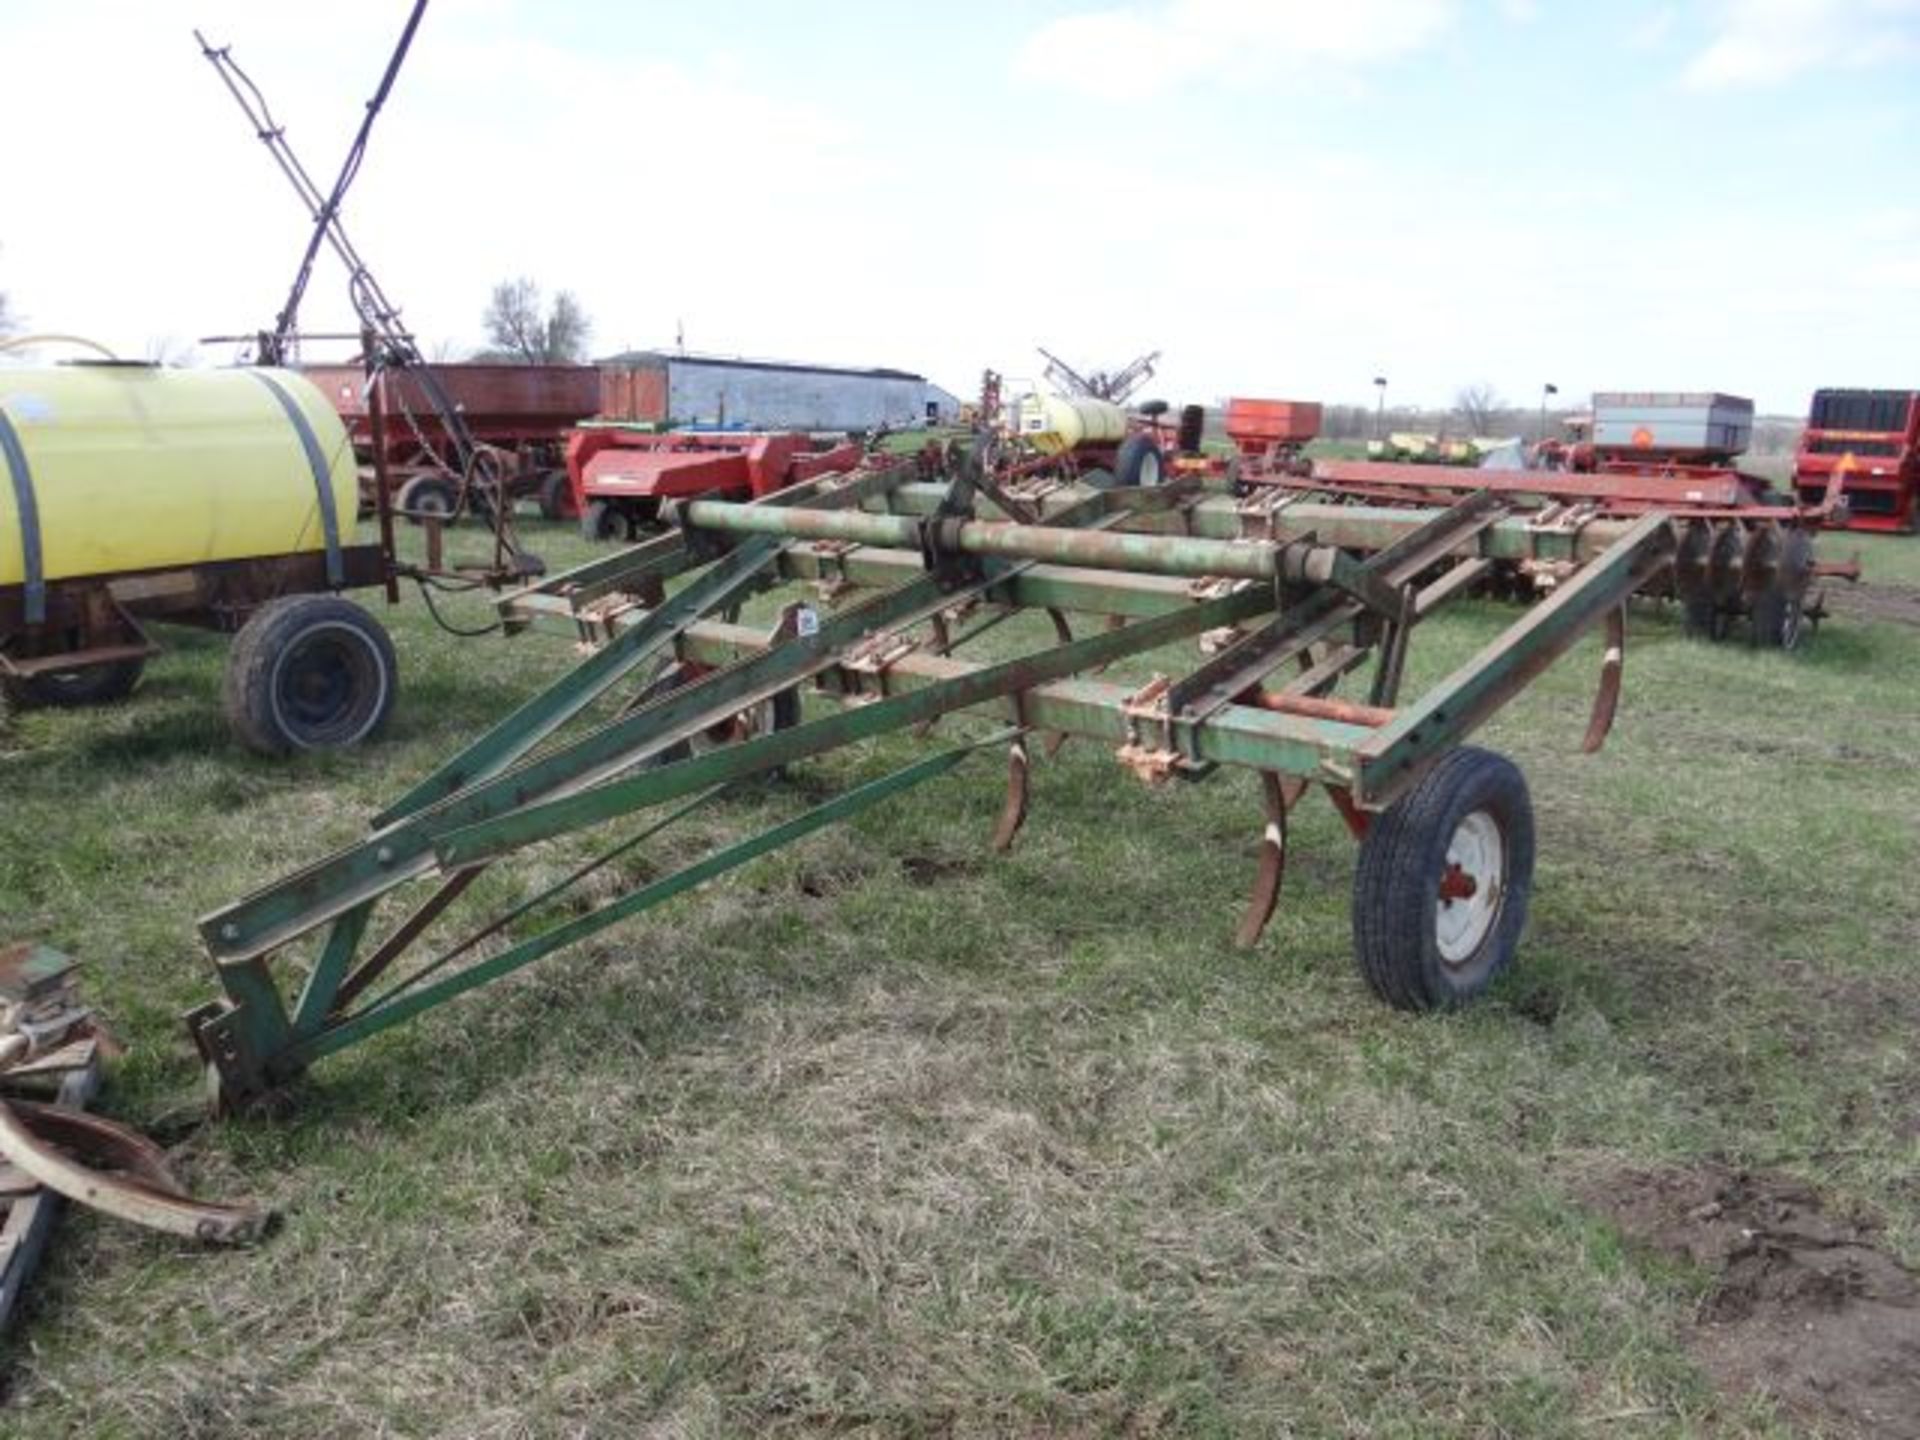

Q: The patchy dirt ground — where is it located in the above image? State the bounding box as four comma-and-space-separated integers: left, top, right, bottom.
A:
1821, 579, 1920, 629
1581, 1163, 1920, 1437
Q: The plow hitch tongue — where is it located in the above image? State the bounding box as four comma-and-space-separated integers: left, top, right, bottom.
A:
184, 461, 1676, 1113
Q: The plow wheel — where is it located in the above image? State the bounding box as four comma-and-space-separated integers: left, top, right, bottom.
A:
1351, 746, 1534, 1011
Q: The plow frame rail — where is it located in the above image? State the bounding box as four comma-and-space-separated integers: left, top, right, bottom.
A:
188, 458, 1675, 1109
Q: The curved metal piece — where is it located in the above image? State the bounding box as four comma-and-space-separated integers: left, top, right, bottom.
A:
1234, 771, 1290, 950
0, 1099, 269, 1245
0, 1099, 186, 1196
990, 736, 1031, 852
246, 368, 344, 588
0, 403, 46, 624
1581, 604, 1626, 755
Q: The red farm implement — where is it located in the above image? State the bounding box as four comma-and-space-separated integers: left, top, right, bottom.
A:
302, 362, 602, 523
567, 428, 864, 542
1792, 389, 1920, 534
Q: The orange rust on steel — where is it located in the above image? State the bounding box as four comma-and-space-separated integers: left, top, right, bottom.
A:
1326, 785, 1371, 841
1581, 606, 1627, 755
1311, 458, 1743, 508
335, 866, 485, 1009
991, 736, 1031, 852
1234, 772, 1290, 949
0, 1100, 186, 1197
1247, 689, 1395, 728
0, 1099, 267, 1244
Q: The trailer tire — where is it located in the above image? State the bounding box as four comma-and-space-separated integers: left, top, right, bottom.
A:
1351, 746, 1534, 1011
538, 471, 578, 522
3, 657, 146, 709
582, 499, 629, 543
224, 596, 398, 756
1114, 434, 1164, 488
399, 474, 460, 526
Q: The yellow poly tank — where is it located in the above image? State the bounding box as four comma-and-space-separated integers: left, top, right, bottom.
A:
1014, 393, 1129, 456
0, 364, 357, 588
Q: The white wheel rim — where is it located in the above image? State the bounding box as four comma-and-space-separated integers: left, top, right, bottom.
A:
1435, 809, 1505, 964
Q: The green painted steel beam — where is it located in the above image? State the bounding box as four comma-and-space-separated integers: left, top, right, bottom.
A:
384, 535, 786, 824
432, 586, 1271, 868
497, 458, 920, 622
669, 622, 1373, 782
682, 499, 1291, 582
1353, 512, 1676, 805
199, 574, 956, 963
285, 733, 1013, 1068
876, 481, 1643, 565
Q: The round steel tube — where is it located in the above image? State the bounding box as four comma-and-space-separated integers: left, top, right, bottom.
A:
681, 500, 1283, 581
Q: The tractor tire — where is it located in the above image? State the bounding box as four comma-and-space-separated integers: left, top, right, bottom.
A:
398, 473, 460, 526
3, 657, 146, 709
582, 499, 629, 543
538, 470, 578, 522
1114, 434, 1164, 488
224, 595, 398, 756
1351, 746, 1535, 1011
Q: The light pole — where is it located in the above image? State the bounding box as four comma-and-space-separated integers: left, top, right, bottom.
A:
1372, 376, 1388, 443
1538, 382, 1559, 446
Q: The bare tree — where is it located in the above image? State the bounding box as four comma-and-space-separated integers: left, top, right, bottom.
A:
1453, 381, 1505, 436
482, 277, 591, 363
545, 289, 590, 364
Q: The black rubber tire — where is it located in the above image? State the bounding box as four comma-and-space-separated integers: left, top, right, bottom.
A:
3, 657, 146, 709
398, 474, 460, 526
582, 499, 629, 543
1749, 589, 1803, 650
1113, 434, 1164, 488
538, 470, 578, 522
1176, 404, 1206, 456
223, 596, 399, 756
1351, 746, 1535, 1011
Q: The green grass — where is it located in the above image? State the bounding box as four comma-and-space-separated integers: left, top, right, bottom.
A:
1, 515, 1916, 1436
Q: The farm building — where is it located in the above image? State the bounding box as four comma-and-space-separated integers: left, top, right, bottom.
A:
597, 350, 961, 432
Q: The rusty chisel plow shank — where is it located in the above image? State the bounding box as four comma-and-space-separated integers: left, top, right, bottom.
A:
187, 457, 1675, 1110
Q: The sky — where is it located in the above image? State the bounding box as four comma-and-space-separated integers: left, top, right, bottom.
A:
0, 0, 1914, 415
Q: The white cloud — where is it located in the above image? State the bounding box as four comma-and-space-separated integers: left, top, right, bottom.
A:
1013, 0, 1458, 97
1682, 0, 1920, 89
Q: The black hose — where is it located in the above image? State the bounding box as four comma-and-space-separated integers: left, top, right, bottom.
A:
410, 575, 502, 637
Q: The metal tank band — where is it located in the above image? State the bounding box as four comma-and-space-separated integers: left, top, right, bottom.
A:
247, 369, 346, 588
0, 405, 45, 624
